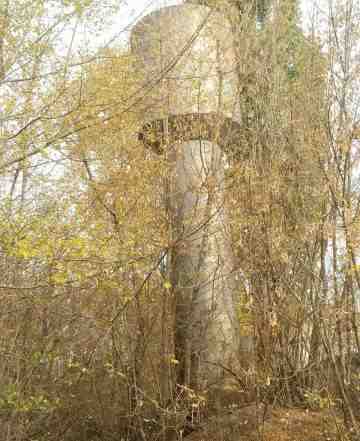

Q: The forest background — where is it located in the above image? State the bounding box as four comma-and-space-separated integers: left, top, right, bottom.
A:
0, 0, 360, 440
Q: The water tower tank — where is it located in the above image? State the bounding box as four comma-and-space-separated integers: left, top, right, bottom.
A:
131, 3, 241, 154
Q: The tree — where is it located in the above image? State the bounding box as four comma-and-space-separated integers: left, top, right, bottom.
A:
224, 0, 331, 405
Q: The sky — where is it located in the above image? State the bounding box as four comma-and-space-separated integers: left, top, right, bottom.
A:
120, 0, 317, 19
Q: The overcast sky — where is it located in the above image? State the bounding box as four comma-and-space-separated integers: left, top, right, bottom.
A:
120, 0, 316, 19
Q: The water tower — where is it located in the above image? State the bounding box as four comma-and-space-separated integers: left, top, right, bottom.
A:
131, 0, 243, 389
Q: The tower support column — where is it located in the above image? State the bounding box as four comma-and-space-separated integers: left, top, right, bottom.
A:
169, 138, 238, 388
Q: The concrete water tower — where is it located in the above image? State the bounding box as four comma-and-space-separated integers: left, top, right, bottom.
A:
131, 0, 243, 389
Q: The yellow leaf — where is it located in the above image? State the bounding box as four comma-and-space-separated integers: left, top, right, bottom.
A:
164, 281, 171, 290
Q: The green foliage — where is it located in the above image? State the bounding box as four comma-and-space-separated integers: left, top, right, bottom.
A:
304, 390, 335, 410
0, 383, 57, 413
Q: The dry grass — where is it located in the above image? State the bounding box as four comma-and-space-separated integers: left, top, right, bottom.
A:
185, 405, 347, 441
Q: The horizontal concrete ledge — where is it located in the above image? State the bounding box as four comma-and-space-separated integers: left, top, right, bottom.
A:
138, 112, 242, 157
